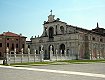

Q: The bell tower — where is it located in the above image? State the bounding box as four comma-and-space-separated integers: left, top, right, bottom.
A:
48, 10, 55, 22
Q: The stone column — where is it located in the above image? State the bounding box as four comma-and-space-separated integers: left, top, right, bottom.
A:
64, 50, 66, 56
50, 45, 53, 61
60, 50, 62, 60
21, 48, 23, 63
40, 45, 44, 62
89, 46, 92, 60
6, 47, 10, 65
60, 50, 62, 56
91, 44, 94, 60
90, 52, 92, 60
28, 48, 30, 62
14, 48, 16, 63
78, 43, 80, 60
56, 49, 58, 61
70, 49, 72, 60
104, 47, 105, 59
34, 49, 36, 62
64, 50, 67, 60
100, 47, 102, 59
97, 47, 100, 59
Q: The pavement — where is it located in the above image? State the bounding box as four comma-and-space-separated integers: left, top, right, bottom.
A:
0, 63, 105, 80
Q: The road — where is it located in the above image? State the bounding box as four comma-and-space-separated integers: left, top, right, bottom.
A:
0, 63, 105, 80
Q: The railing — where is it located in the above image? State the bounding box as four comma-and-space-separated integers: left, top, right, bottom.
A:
6, 53, 42, 65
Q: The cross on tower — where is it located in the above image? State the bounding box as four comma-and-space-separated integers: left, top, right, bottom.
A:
50, 10, 52, 15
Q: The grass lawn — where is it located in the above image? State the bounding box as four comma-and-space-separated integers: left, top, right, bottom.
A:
7, 59, 105, 67
10, 61, 54, 67
58, 59, 105, 63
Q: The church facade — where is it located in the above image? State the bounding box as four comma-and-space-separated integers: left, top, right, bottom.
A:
30, 12, 105, 61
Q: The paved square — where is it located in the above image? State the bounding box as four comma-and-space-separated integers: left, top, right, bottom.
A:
0, 63, 105, 80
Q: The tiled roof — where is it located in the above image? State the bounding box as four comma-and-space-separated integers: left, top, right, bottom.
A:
0, 32, 26, 38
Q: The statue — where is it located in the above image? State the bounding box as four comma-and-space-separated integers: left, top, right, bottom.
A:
50, 45, 53, 61
50, 45, 52, 51
50, 10, 52, 15
56, 49, 58, 54
28, 48, 30, 54
61, 50, 62, 54
41, 45, 43, 51
40, 45, 44, 62
35, 49, 36, 54
14, 48, 16, 53
21, 48, 23, 54
6, 47, 9, 53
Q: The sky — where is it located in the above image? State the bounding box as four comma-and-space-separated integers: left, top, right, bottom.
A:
0, 0, 105, 40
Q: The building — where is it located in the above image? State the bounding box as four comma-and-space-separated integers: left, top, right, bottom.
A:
26, 41, 32, 53
30, 12, 105, 60
0, 31, 27, 59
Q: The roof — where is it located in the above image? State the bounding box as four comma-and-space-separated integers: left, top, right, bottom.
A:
0, 32, 27, 38
43, 20, 66, 25
66, 25, 105, 36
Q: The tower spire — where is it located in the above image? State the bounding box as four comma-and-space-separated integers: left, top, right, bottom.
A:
96, 22, 99, 29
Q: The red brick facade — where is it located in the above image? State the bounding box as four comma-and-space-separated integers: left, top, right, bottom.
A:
0, 32, 26, 59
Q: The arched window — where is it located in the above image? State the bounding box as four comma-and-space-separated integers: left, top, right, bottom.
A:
49, 27, 54, 38
39, 46, 41, 54
59, 44, 65, 55
60, 26, 64, 34
92, 37, 95, 41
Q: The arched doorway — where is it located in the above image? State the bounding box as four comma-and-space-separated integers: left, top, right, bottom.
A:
49, 27, 54, 39
47, 45, 54, 60
59, 44, 65, 55
39, 46, 41, 54
44, 50, 49, 60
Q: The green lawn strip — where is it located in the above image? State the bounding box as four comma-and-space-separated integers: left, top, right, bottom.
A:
57, 60, 105, 64
0, 64, 3, 65
10, 62, 54, 67
5, 59, 105, 67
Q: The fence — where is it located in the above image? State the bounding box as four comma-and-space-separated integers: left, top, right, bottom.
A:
6, 53, 41, 64
4, 47, 77, 65
5, 52, 77, 65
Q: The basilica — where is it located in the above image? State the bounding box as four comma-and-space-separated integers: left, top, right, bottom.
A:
29, 12, 105, 61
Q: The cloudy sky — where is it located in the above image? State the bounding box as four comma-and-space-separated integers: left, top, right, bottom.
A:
0, 0, 105, 40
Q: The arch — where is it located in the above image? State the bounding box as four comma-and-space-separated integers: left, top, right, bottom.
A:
45, 45, 54, 59
44, 50, 49, 60
59, 44, 65, 55
60, 26, 64, 34
39, 46, 41, 54
49, 27, 54, 38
